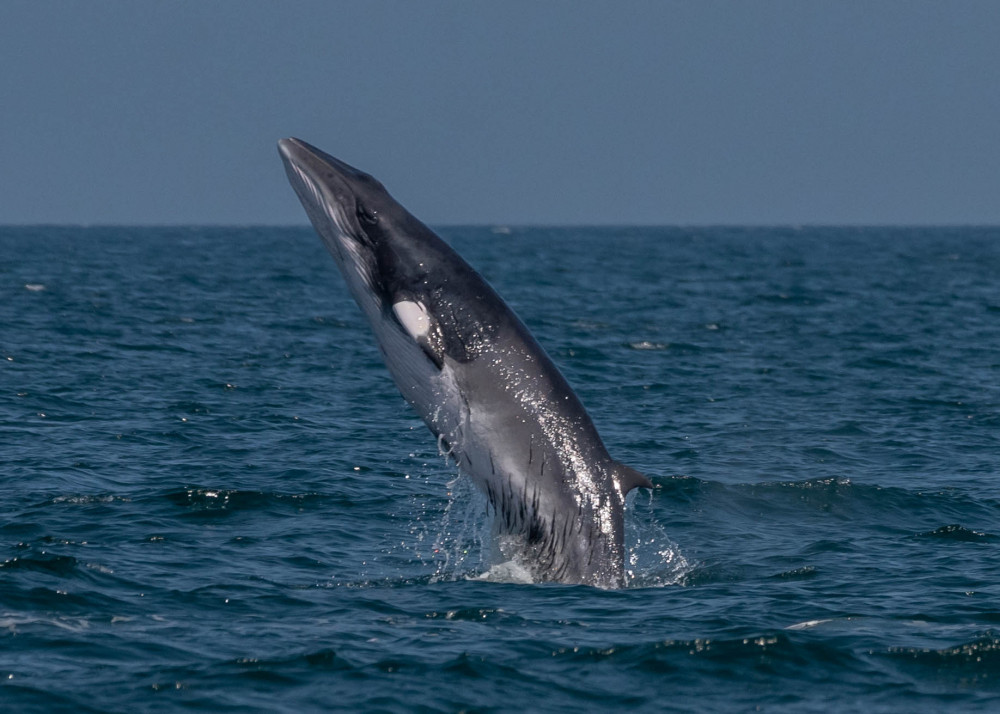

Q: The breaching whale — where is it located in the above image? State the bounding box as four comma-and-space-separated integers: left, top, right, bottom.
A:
278, 138, 652, 588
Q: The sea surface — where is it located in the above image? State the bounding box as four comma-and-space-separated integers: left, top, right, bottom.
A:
2, 225, 999, 712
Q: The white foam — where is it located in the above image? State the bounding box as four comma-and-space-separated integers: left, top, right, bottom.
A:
471, 560, 537, 585
785, 619, 833, 630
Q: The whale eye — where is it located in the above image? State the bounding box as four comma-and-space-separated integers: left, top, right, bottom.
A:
356, 203, 378, 225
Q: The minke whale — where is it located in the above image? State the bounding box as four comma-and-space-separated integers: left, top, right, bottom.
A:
278, 138, 652, 588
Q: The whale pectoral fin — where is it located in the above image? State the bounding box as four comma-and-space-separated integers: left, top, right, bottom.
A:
613, 461, 654, 493
391, 300, 444, 369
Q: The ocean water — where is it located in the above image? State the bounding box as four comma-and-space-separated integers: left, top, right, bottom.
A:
2, 225, 999, 712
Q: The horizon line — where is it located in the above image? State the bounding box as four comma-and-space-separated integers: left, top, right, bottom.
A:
2, 222, 999, 230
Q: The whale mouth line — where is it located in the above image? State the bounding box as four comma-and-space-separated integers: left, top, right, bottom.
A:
280, 145, 380, 298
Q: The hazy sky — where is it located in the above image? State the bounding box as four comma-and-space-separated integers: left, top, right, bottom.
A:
2, 1, 999, 225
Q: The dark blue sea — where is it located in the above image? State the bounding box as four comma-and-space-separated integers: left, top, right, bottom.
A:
2, 225, 999, 712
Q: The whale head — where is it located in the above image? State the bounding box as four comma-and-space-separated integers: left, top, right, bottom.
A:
278, 137, 444, 314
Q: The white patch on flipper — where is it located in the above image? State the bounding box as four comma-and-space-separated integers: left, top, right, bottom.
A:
392, 300, 430, 340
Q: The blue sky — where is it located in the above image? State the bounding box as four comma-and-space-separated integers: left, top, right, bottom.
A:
2, 1, 999, 225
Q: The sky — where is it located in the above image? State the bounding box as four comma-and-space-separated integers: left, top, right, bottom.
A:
2, 1, 999, 226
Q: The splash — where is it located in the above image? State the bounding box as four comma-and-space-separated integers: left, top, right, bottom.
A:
389, 467, 687, 588
471, 559, 537, 585
410, 474, 491, 583
624, 488, 692, 587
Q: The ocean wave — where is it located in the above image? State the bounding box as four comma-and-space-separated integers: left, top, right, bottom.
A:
915, 524, 998, 542
881, 633, 1000, 688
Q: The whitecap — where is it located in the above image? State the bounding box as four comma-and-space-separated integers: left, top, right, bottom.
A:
628, 340, 669, 350
785, 619, 834, 631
